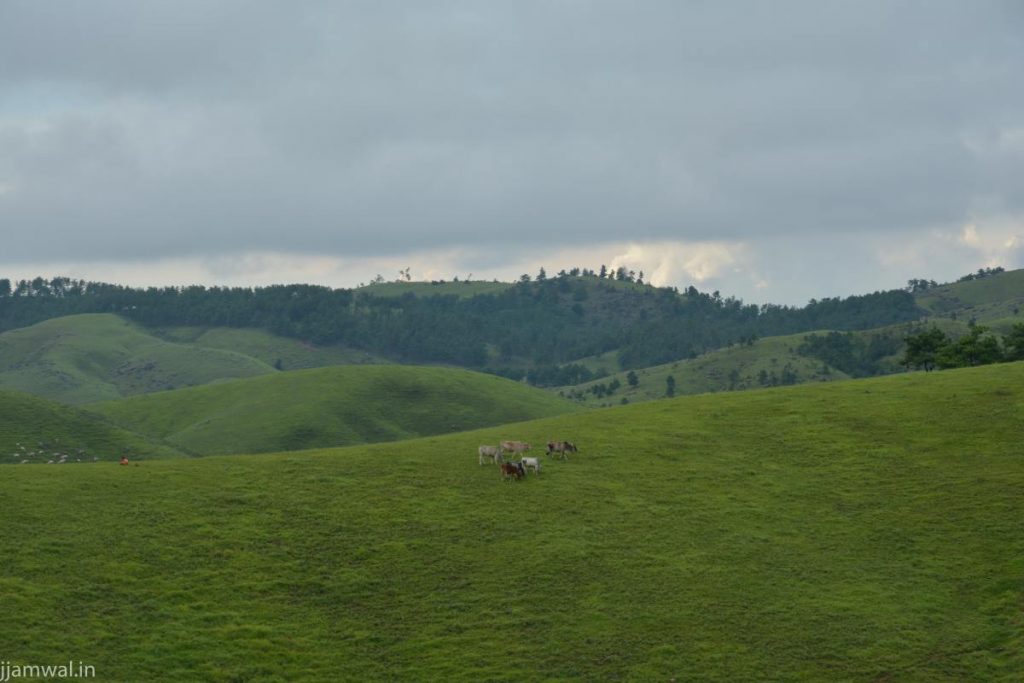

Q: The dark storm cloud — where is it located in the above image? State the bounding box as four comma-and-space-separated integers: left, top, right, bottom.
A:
0, 1, 1022, 262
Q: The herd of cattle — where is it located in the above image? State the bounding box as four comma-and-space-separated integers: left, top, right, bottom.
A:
478, 439, 578, 481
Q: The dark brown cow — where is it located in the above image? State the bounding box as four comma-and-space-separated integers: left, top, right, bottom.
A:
546, 440, 578, 460
500, 462, 525, 481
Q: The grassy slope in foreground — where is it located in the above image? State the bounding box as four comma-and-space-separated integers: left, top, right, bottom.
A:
0, 390, 183, 462
91, 364, 583, 456
0, 314, 273, 404
3, 363, 1023, 680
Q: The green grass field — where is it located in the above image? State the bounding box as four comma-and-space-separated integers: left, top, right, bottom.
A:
91, 365, 582, 456
0, 314, 274, 404
0, 390, 184, 463
2, 363, 1022, 680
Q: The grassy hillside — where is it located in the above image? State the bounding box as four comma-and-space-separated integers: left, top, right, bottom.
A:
154, 326, 386, 370
558, 318, 984, 407
2, 364, 1022, 680
91, 365, 582, 456
0, 390, 184, 463
0, 314, 274, 404
558, 332, 850, 406
916, 267, 1024, 327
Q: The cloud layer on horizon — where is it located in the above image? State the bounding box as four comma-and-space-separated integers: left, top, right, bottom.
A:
1, 1, 1022, 301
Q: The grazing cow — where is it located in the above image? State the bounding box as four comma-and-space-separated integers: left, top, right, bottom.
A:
500, 462, 524, 481
478, 445, 504, 465
519, 456, 541, 474
500, 440, 531, 457
545, 440, 578, 460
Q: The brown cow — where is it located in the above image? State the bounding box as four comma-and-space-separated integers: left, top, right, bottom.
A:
500, 440, 531, 457
545, 440, 578, 460
500, 462, 525, 481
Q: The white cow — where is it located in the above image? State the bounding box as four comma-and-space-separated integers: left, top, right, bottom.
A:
478, 445, 504, 465
519, 456, 541, 475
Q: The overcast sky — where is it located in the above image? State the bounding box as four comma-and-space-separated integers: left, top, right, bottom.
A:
1, 1, 1022, 303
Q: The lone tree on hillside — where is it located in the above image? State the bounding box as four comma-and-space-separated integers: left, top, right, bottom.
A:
626, 370, 639, 387
665, 375, 676, 397
902, 326, 948, 371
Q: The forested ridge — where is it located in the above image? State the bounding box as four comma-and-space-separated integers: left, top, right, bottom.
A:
0, 274, 922, 379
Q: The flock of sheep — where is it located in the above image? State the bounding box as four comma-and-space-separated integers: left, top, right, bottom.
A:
478, 439, 579, 481
9, 442, 97, 465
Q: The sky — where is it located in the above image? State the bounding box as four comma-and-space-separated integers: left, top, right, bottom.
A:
1, 1, 1022, 304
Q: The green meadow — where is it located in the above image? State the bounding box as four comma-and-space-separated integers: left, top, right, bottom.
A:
91, 365, 582, 456
0, 390, 183, 463
2, 363, 1022, 680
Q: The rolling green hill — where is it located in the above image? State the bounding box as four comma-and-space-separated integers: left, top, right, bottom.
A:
558, 332, 851, 406
0, 390, 184, 463
154, 325, 386, 371
2, 363, 1022, 680
0, 314, 395, 405
557, 316, 987, 407
0, 314, 274, 404
91, 364, 583, 455
916, 267, 1024, 329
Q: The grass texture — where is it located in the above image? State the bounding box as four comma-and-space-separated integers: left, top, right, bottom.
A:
2, 363, 1022, 680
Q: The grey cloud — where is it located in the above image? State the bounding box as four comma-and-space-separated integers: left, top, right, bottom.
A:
0, 1, 1022, 268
